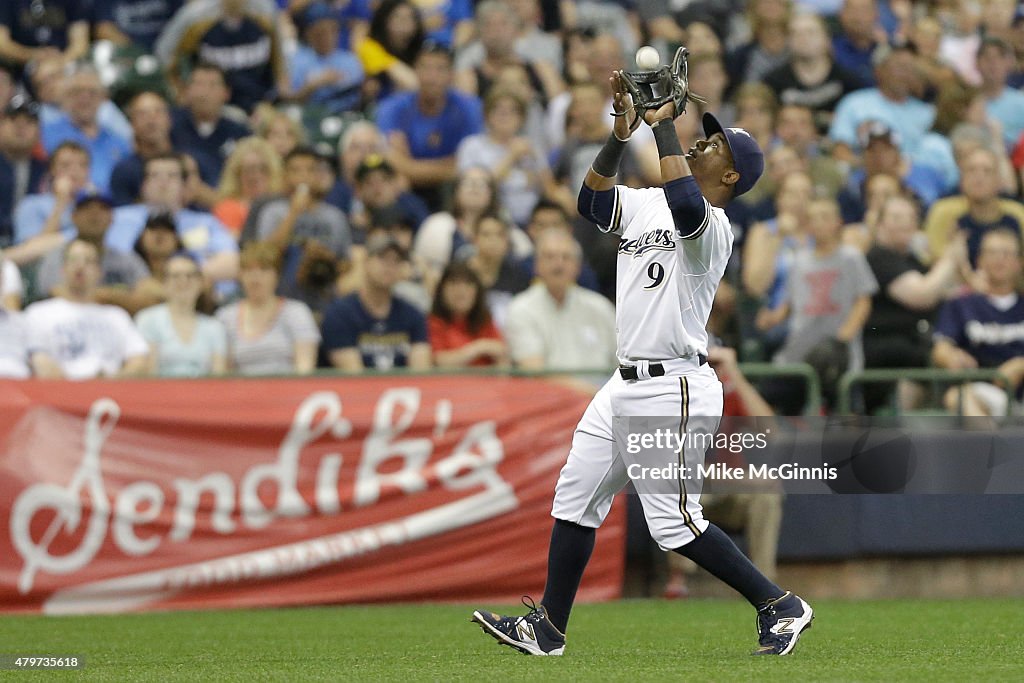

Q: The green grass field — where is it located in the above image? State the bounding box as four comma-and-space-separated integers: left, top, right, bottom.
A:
1, 599, 1022, 681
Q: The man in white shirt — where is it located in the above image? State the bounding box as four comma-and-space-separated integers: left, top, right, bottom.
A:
504, 228, 617, 370
0, 257, 29, 378
23, 240, 149, 379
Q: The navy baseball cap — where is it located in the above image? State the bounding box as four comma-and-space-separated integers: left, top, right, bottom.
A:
702, 112, 764, 198
74, 189, 113, 209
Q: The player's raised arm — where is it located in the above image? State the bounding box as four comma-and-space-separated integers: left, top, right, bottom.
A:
577, 72, 638, 232
643, 102, 713, 240
627, 46, 763, 238
645, 104, 765, 239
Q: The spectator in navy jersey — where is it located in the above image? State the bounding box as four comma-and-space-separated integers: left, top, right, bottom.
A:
0, 97, 46, 246
109, 91, 175, 207
0, 0, 89, 71
933, 229, 1024, 417
169, 63, 251, 191
763, 12, 864, 133
93, 0, 185, 52
321, 233, 431, 371
165, 0, 287, 113
830, 0, 883, 88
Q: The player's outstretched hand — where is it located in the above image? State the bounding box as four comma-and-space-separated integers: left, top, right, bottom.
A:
644, 99, 676, 126
610, 71, 637, 141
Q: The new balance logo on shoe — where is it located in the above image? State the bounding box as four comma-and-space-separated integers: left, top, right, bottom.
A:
754, 593, 814, 656
470, 597, 566, 656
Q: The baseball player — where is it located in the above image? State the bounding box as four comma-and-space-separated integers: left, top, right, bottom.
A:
471, 65, 813, 656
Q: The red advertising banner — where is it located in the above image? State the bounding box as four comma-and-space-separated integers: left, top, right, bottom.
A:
0, 375, 624, 615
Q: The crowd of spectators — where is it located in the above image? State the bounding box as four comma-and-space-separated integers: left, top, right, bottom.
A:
1, 0, 1024, 416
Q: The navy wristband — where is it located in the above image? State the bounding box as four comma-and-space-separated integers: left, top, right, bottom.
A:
652, 119, 683, 159
591, 134, 627, 178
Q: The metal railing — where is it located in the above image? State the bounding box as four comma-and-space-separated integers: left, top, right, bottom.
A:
738, 363, 822, 416
836, 368, 1014, 415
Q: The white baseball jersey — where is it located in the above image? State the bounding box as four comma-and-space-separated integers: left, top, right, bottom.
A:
603, 186, 733, 363
552, 183, 732, 547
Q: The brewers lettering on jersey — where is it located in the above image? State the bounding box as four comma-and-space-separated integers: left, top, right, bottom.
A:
607, 185, 728, 362
472, 67, 814, 658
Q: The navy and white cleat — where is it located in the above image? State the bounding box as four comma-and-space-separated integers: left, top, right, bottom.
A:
753, 591, 814, 656
471, 597, 566, 656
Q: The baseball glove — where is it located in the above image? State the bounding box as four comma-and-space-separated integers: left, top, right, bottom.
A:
616, 47, 706, 123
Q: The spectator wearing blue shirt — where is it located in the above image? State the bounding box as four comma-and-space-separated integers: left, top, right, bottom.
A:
321, 233, 431, 371
28, 55, 134, 144
0, 0, 90, 70
92, 0, 185, 52
106, 154, 239, 286
40, 66, 132, 193
109, 91, 176, 207
376, 42, 483, 209
13, 141, 93, 245
290, 3, 365, 114
976, 37, 1024, 151
828, 44, 934, 162
830, 0, 883, 88
911, 84, 986, 193
170, 63, 251, 192
933, 229, 1024, 417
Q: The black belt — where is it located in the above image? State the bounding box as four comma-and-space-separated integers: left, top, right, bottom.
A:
618, 355, 707, 381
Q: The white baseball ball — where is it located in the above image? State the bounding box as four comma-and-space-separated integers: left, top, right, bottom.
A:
635, 46, 661, 70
